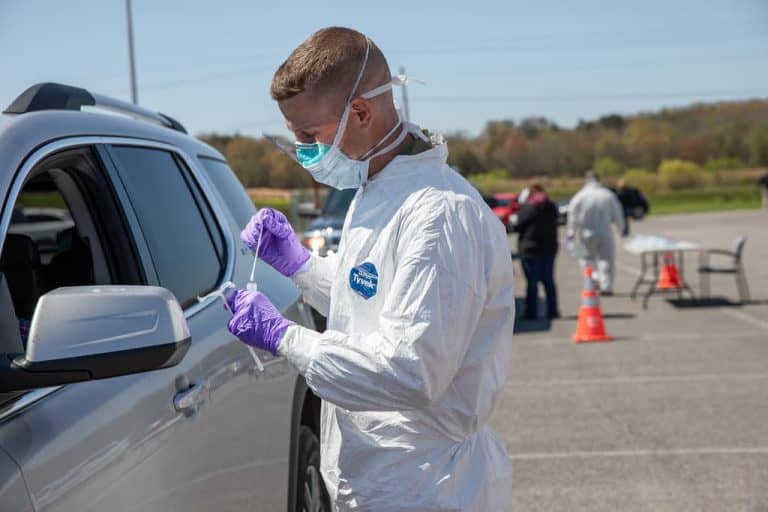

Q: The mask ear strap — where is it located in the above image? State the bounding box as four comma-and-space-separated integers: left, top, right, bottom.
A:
347, 39, 372, 103
360, 83, 392, 100
331, 39, 372, 149
362, 122, 409, 162
359, 107, 404, 160
360, 75, 425, 100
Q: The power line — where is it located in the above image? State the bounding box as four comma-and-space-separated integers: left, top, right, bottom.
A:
389, 34, 765, 57
412, 88, 768, 103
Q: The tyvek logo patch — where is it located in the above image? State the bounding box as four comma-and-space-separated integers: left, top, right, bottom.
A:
349, 262, 378, 300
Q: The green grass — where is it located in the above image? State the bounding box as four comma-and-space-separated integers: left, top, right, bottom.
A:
470, 175, 763, 215
252, 196, 292, 216
648, 187, 761, 215
18, 192, 67, 209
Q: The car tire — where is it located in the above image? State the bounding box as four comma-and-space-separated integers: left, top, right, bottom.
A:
296, 425, 331, 512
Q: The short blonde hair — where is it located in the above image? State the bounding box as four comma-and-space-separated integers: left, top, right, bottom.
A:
270, 27, 390, 106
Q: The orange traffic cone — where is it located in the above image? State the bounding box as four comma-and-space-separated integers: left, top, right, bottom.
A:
656, 252, 683, 290
573, 265, 612, 343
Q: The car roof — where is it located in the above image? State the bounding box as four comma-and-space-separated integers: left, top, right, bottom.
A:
0, 109, 225, 201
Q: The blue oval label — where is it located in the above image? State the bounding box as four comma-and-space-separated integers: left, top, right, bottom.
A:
349, 262, 378, 300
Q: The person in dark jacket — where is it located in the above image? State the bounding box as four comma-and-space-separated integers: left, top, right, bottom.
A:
514, 183, 560, 320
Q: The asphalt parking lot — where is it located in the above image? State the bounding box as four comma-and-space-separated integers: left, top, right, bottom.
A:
493, 210, 768, 511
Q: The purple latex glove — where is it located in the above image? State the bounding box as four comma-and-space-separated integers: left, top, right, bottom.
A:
226, 289, 295, 355
241, 208, 310, 277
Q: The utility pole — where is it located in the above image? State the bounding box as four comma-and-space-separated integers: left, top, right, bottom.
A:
125, 0, 138, 104
399, 65, 410, 123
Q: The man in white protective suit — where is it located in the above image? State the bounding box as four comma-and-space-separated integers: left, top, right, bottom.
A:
224, 27, 515, 511
567, 171, 626, 294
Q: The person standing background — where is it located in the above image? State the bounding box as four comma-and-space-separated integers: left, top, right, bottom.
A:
567, 171, 626, 295
514, 183, 560, 320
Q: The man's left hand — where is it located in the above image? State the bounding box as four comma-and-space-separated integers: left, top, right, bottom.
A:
226, 289, 295, 355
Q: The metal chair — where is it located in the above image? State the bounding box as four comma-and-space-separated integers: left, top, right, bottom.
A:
697, 236, 750, 303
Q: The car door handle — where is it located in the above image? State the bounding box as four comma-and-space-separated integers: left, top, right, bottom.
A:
173, 381, 206, 412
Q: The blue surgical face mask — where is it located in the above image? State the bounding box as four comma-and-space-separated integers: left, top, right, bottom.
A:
294, 40, 412, 190
295, 142, 331, 168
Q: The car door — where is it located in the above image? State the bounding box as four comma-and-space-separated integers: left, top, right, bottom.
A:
0, 445, 33, 511
0, 139, 289, 512
103, 142, 298, 510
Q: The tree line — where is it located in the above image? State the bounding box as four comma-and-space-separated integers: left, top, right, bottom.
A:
199, 98, 768, 189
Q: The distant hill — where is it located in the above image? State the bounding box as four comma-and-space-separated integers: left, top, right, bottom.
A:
446, 98, 768, 178
200, 98, 768, 187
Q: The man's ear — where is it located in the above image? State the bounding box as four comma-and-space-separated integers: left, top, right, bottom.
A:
349, 99, 373, 128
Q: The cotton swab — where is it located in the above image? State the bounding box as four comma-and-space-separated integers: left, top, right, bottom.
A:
196, 278, 264, 372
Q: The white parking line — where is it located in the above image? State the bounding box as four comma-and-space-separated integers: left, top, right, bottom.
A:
513, 332, 702, 346
509, 446, 768, 461
719, 307, 768, 331
507, 372, 768, 387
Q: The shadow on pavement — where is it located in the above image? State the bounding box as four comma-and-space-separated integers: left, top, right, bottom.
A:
667, 297, 740, 308
514, 318, 552, 333
513, 298, 553, 333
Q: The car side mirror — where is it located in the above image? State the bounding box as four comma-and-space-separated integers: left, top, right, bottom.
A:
0, 286, 190, 393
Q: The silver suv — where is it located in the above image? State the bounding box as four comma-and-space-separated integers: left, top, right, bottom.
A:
0, 83, 328, 511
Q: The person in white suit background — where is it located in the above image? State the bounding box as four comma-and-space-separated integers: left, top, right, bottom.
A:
567, 170, 626, 294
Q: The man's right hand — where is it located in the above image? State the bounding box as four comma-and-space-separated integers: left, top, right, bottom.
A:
241, 208, 310, 277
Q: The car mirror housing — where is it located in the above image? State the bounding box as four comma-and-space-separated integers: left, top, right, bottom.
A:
0, 286, 190, 393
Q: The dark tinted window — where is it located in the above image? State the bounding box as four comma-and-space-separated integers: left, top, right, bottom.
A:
198, 157, 255, 227
110, 146, 222, 307
323, 188, 356, 216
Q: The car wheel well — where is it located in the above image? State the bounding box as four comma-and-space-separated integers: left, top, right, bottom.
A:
300, 388, 321, 437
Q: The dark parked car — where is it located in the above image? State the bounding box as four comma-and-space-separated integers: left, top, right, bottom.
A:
610, 184, 650, 220
301, 188, 357, 256
557, 185, 649, 226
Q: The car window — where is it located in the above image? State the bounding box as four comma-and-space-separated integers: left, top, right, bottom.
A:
4, 175, 83, 335
9, 188, 74, 262
2, 148, 128, 349
109, 146, 223, 308
496, 199, 511, 207
198, 157, 256, 227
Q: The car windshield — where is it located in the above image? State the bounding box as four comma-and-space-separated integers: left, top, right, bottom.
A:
322, 188, 357, 216
483, 196, 499, 208
496, 198, 511, 206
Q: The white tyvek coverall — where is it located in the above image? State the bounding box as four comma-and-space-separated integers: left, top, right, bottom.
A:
278, 142, 515, 511
567, 181, 625, 292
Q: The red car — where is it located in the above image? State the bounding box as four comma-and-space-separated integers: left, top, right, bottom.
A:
483, 193, 521, 231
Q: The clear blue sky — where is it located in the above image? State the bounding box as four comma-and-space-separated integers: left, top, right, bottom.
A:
1, 0, 766, 137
